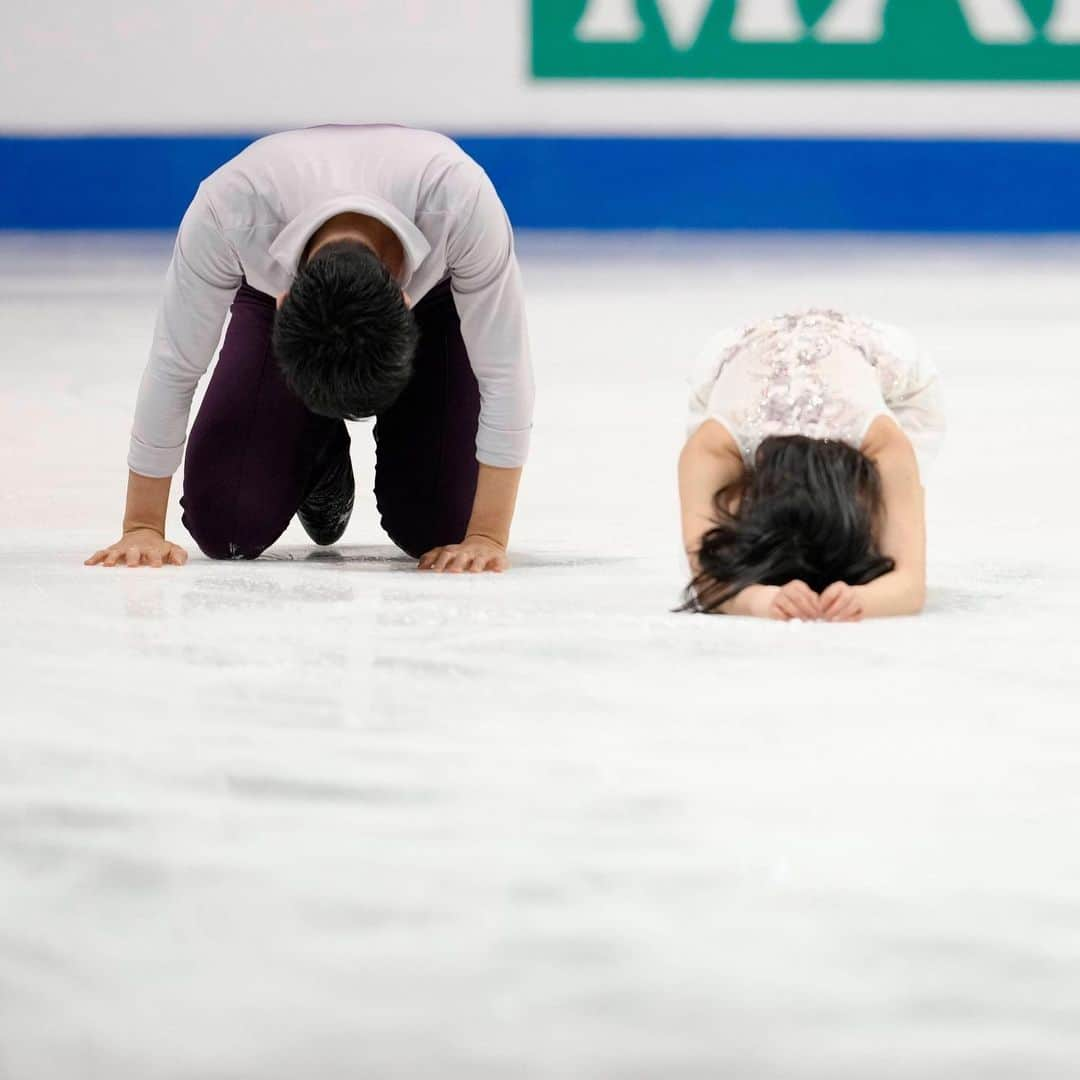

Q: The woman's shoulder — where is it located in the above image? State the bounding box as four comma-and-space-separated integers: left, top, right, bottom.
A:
860, 414, 919, 465
686, 416, 744, 458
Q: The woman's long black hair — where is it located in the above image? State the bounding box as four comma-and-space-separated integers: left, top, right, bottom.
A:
683, 435, 895, 613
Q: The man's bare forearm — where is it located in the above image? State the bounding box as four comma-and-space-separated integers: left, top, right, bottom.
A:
465, 464, 522, 548
123, 471, 172, 536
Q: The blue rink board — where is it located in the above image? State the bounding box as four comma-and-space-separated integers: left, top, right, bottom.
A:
1, 134, 1077, 232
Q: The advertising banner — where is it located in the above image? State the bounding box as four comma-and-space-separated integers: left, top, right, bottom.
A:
534, 0, 1080, 80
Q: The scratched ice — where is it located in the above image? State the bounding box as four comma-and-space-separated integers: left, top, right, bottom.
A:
1, 232, 1079, 1079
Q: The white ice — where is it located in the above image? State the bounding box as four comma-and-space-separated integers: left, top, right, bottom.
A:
1, 232, 1079, 1079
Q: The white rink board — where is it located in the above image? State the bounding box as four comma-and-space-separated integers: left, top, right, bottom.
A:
3, 0, 1080, 136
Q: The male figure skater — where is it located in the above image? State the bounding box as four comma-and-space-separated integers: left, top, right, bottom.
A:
86, 125, 533, 573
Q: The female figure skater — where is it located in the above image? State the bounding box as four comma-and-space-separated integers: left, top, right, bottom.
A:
679, 310, 945, 621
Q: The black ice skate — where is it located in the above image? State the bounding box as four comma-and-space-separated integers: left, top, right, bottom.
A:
297, 449, 355, 547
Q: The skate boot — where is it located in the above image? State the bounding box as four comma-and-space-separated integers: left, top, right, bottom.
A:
297, 446, 355, 546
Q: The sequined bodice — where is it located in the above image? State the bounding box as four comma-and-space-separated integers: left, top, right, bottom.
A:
701, 309, 909, 463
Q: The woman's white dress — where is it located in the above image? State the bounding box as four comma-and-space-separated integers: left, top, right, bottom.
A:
687, 310, 946, 476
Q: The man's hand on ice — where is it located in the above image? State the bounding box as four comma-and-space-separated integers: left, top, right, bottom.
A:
85, 529, 188, 568
418, 534, 509, 574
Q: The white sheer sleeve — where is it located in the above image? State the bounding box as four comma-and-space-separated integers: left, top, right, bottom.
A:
686, 327, 745, 437
866, 320, 947, 477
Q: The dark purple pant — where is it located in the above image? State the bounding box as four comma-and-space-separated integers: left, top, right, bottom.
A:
181, 280, 480, 560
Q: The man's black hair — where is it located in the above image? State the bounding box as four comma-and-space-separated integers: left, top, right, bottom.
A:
272, 240, 419, 419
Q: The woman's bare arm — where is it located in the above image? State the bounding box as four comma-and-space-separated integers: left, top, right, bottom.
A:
678, 419, 744, 574
845, 416, 927, 618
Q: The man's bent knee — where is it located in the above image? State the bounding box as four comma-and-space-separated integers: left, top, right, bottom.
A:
378, 517, 430, 560
379, 504, 469, 561
181, 489, 284, 561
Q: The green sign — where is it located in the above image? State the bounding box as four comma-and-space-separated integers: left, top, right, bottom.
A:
532, 0, 1080, 79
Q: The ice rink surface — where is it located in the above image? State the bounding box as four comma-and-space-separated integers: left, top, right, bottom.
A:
2, 232, 1079, 1079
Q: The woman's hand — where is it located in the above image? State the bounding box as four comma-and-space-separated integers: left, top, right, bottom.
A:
728, 581, 823, 619
418, 534, 509, 574
731, 580, 864, 621
759, 580, 823, 621
85, 529, 188, 568
820, 581, 864, 622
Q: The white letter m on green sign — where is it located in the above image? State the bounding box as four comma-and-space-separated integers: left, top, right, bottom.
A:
574, 0, 1080, 48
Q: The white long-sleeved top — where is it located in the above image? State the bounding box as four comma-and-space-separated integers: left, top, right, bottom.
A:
130, 125, 534, 477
